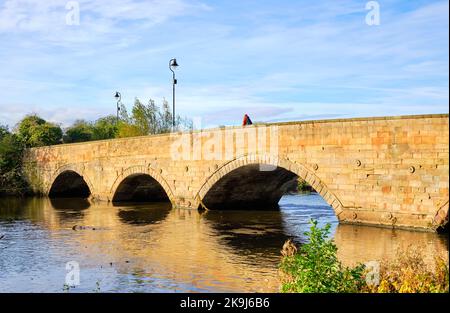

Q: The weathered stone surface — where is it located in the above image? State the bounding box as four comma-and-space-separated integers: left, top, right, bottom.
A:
22, 114, 449, 231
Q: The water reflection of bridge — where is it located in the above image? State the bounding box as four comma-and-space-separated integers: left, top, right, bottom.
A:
1, 197, 447, 292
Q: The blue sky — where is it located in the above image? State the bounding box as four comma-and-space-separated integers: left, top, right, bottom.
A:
0, 0, 448, 128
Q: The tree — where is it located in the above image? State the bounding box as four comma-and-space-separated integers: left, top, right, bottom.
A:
130, 98, 160, 134
0, 131, 22, 174
117, 97, 181, 137
146, 99, 159, 134
117, 120, 143, 138
16, 114, 62, 147
92, 115, 118, 140
61, 97, 193, 141
131, 98, 152, 135
159, 98, 173, 133
15, 114, 46, 145
177, 115, 194, 132
62, 116, 118, 143
63, 120, 93, 143
0, 125, 28, 195
0, 125, 9, 139
118, 102, 130, 122
116, 98, 148, 138
29, 122, 63, 147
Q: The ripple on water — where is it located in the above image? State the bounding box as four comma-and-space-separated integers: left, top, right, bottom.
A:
0, 194, 447, 292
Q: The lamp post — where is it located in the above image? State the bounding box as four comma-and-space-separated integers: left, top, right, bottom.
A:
169, 58, 179, 129
114, 91, 121, 124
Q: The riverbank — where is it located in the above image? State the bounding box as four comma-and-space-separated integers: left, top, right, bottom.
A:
279, 221, 449, 293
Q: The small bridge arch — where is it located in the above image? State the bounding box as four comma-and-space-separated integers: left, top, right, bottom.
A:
48, 164, 94, 198
109, 165, 175, 203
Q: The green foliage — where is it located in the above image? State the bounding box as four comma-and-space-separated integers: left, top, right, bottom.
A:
116, 120, 143, 138
297, 178, 312, 192
57, 97, 193, 143
91, 115, 118, 140
0, 125, 9, 139
279, 220, 449, 293
159, 98, 173, 133
29, 123, 63, 147
0, 125, 28, 195
16, 114, 62, 147
63, 116, 118, 143
131, 98, 158, 135
116, 97, 192, 138
118, 102, 130, 122
0, 127, 20, 170
279, 220, 366, 293
63, 120, 93, 143
8, 96, 191, 147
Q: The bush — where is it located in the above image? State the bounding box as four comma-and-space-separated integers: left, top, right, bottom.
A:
279, 220, 366, 293
362, 247, 449, 293
0, 126, 29, 195
279, 220, 449, 293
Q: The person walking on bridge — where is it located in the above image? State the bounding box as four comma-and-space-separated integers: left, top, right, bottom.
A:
242, 114, 253, 126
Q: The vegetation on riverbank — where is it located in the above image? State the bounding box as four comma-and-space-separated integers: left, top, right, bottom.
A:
362, 248, 449, 293
0, 126, 29, 195
279, 221, 366, 292
279, 220, 449, 293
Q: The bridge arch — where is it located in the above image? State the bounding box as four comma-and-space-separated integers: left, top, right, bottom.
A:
48, 164, 93, 198
195, 154, 344, 217
109, 165, 175, 203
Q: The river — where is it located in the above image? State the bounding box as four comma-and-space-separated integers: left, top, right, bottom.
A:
0, 193, 447, 292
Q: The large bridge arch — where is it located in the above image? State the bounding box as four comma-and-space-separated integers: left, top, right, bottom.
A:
109, 165, 175, 203
195, 154, 344, 217
48, 164, 94, 198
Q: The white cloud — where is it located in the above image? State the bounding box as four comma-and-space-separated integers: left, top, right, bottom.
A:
0, 0, 209, 47
0, 0, 447, 128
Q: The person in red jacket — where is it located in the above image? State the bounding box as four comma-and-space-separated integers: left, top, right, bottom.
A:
242, 114, 253, 126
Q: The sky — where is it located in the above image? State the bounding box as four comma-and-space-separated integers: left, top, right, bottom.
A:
0, 0, 448, 129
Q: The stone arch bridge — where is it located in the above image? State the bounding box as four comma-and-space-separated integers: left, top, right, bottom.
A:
23, 114, 449, 231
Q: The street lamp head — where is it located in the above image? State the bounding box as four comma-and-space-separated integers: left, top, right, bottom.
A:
170, 58, 179, 70
114, 91, 121, 99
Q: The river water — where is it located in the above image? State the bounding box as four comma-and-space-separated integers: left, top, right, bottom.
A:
0, 193, 447, 292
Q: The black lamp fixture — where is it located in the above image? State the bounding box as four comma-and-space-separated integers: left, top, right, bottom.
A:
169, 58, 179, 129
114, 91, 121, 123
170, 58, 179, 69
